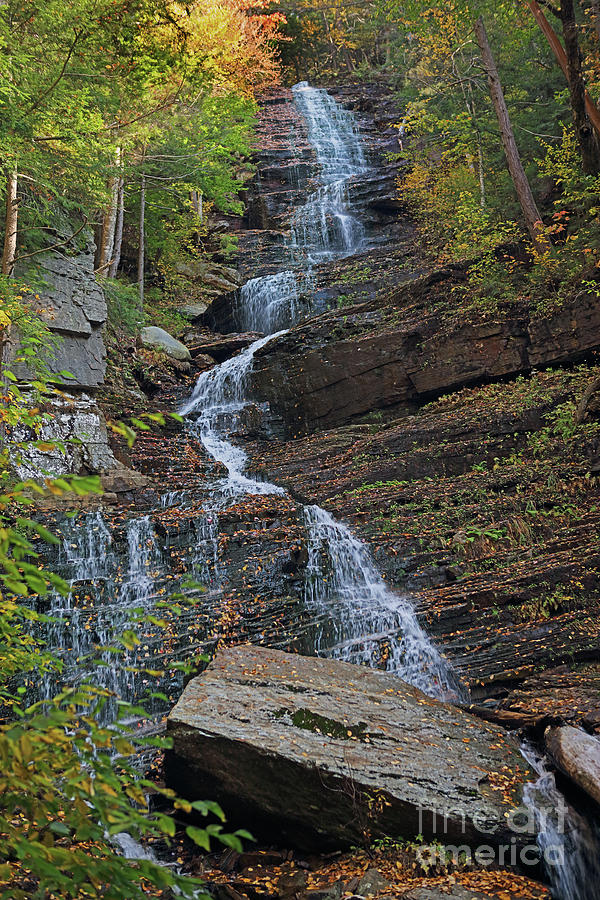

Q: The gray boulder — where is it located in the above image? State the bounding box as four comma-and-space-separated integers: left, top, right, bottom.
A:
140, 326, 191, 361
166, 645, 535, 852
14, 395, 119, 479
178, 302, 210, 321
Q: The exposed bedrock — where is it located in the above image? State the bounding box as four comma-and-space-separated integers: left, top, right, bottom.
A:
249, 267, 600, 435
10, 244, 107, 390
166, 645, 535, 853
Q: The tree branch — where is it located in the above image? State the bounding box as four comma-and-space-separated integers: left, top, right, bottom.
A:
28, 30, 82, 114
536, 0, 563, 19
13, 219, 89, 265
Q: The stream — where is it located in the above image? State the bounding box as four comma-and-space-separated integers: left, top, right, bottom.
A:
41, 82, 599, 897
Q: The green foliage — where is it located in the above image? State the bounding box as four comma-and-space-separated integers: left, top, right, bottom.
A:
143, 286, 188, 335
0, 354, 249, 897
104, 278, 142, 335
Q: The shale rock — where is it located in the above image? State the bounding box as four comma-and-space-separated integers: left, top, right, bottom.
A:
166, 645, 534, 852
10, 246, 107, 389
15, 395, 120, 479
140, 326, 191, 361
546, 725, 600, 807
250, 268, 600, 434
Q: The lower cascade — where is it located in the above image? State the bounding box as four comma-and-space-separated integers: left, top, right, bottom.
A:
522, 746, 600, 900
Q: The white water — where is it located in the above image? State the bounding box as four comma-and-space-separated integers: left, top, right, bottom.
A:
522, 745, 600, 899
181, 332, 286, 498
39, 513, 162, 721
182, 84, 460, 701
304, 506, 464, 699
236, 82, 369, 334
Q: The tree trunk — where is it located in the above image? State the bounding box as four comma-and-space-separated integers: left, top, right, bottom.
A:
190, 190, 203, 246
1, 168, 17, 393
191, 189, 203, 223
527, 0, 600, 169
2, 168, 18, 276
108, 177, 125, 278
96, 147, 122, 274
561, 0, 600, 173
137, 174, 145, 311
474, 17, 548, 251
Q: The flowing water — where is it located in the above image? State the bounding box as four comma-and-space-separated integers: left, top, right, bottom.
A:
182, 83, 460, 701
522, 745, 600, 899
236, 82, 369, 334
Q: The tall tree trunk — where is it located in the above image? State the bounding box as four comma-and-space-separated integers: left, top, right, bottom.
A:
527, 0, 600, 171
137, 174, 145, 311
108, 177, 125, 278
1, 168, 17, 394
191, 189, 203, 222
96, 148, 121, 274
2, 168, 18, 276
561, 0, 600, 173
190, 190, 203, 246
474, 17, 548, 251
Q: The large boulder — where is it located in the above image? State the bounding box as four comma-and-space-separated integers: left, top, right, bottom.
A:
166, 645, 535, 853
140, 326, 191, 361
546, 725, 600, 807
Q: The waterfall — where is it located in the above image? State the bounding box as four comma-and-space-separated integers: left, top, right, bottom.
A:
290, 82, 368, 263
303, 506, 463, 700
38, 511, 167, 723
181, 332, 286, 498
182, 83, 463, 702
522, 745, 600, 899
236, 83, 368, 334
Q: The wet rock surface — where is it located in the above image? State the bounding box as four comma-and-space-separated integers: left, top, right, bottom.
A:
166, 645, 533, 852
246, 362, 600, 703
186, 331, 264, 362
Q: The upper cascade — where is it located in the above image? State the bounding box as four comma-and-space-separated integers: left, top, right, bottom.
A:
236, 83, 369, 335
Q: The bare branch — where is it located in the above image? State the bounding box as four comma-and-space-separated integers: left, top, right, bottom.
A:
14, 219, 89, 265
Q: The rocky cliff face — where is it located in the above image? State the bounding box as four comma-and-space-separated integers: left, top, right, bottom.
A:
12, 244, 107, 389
7, 242, 128, 481
250, 266, 600, 434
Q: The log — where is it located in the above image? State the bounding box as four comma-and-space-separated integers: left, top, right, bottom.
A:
546, 725, 600, 807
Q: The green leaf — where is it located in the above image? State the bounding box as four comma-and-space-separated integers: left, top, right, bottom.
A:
186, 825, 211, 851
